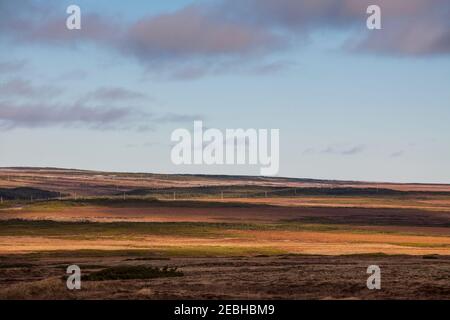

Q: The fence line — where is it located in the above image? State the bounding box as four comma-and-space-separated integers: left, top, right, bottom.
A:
1, 185, 356, 203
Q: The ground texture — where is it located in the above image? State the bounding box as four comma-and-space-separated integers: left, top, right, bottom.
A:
0, 168, 449, 299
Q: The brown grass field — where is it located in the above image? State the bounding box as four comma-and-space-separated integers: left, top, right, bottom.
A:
0, 168, 449, 299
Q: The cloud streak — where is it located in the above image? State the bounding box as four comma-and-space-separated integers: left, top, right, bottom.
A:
0, 60, 27, 74
121, 6, 282, 61
323, 144, 365, 155
304, 144, 366, 156
0, 77, 165, 131
0, 100, 137, 130
0, 68, 198, 130
0, 99, 199, 131
390, 150, 404, 158
82, 87, 147, 102
1, 0, 449, 79
228, 0, 450, 56
0, 78, 62, 99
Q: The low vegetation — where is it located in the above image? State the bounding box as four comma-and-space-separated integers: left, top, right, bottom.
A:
0, 187, 60, 200
83, 265, 183, 281
0, 263, 35, 269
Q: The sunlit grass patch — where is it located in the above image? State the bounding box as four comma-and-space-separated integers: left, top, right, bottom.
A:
393, 243, 450, 248
1, 219, 446, 241
152, 245, 287, 257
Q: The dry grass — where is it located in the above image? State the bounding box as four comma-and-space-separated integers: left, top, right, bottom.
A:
0, 278, 72, 300
0, 168, 449, 299
0, 254, 449, 300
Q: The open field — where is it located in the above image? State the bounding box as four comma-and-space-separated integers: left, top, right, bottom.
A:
0, 168, 449, 299
1, 219, 450, 256
1, 251, 449, 300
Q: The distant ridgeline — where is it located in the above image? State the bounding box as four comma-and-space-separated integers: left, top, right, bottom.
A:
0, 187, 59, 200
124, 186, 450, 197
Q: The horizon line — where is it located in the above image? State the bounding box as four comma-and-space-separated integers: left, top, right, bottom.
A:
1, 166, 449, 187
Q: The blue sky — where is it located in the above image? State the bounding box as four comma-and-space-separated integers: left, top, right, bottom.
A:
0, 0, 449, 183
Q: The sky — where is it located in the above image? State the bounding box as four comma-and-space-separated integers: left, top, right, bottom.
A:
0, 0, 449, 183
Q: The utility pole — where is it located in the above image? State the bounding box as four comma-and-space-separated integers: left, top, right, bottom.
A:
173, 191, 176, 201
